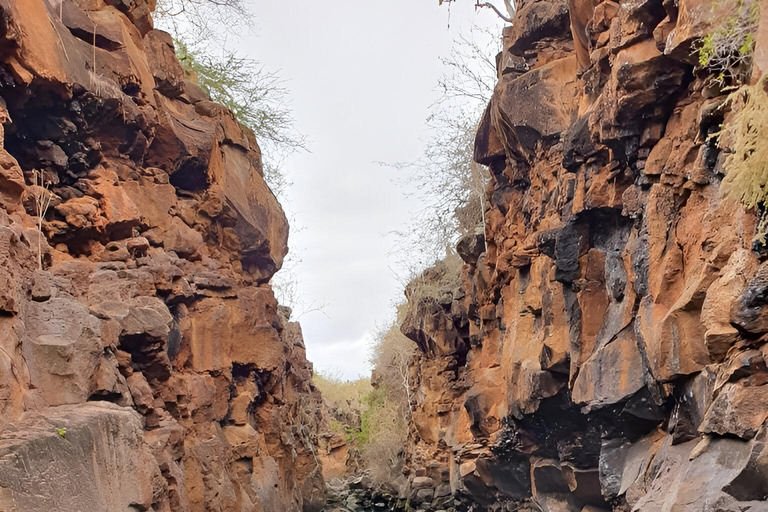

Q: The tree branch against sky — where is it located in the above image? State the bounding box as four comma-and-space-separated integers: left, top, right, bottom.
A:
440, 0, 517, 23
154, 0, 249, 45
388, 24, 500, 283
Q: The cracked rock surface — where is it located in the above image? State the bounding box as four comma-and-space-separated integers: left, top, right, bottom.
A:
398, 1, 768, 511
0, 1, 324, 510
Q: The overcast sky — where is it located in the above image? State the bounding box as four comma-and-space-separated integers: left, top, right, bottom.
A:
229, 2, 503, 380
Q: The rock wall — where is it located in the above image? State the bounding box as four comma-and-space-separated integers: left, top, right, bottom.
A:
0, 1, 324, 511
400, 1, 768, 511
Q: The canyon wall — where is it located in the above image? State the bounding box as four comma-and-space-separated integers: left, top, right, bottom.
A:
0, 1, 324, 510
400, 1, 768, 511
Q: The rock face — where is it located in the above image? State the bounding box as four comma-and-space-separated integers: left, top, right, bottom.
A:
401, 1, 768, 511
0, 1, 324, 511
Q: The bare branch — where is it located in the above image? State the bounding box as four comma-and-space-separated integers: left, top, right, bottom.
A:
387, 24, 497, 278
475, 2, 513, 23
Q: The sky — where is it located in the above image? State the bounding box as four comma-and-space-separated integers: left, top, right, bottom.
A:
228, 1, 503, 380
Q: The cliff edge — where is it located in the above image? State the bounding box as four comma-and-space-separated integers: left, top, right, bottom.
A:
0, 1, 324, 510
399, 1, 768, 511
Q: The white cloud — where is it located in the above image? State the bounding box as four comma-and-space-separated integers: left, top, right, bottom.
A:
235, 0, 503, 380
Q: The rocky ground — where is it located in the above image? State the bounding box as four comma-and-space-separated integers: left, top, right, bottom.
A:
322, 475, 480, 512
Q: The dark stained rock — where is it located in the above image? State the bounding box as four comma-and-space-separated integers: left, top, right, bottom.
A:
457, 230, 486, 266
732, 262, 768, 335
397, 2, 768, 512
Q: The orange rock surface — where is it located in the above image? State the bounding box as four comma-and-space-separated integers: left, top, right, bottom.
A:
400, 1, 768, 510
0, 1, 324, 510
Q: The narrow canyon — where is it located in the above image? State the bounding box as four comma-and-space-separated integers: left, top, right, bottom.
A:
0, 0, 767, 511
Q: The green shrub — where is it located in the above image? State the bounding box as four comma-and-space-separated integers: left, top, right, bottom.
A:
697, 0, 761, 85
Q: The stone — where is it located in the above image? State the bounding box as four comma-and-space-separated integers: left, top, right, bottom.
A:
491, 55, 580, 162
505, 0, 570, 56
0, 1, 324, 508
22, 297, 104, 406
571, 328, 646, 408
700, 382, 768, 440
663, 0, 732, 63
163, 216, 204, 259
412, 476, 435, 489
179, 287, 286, 373
630, 434, 757, 511
568, 0, 597, 69
731, 261, 768, 335
457, 230, 486, 266
396, 2, 768, 510
144, 30, 185, 98
212, 143, 289, 280
669, 369, 716, 445
0, 226, 34, 314
0, 403, 157, 512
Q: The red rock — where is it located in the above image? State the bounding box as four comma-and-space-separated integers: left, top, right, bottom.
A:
0, 1, 324, 507
163, 216, 204, 259
0, 403, 158, 511
397, 2, 768, 510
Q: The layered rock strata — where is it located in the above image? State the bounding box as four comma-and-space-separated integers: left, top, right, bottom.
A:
401, 1, 768, 511
0, 1, 324, 510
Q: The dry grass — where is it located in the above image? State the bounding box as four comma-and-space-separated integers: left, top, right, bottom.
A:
31, 171, 54, 270
720, 76, 768, 242
404, 251, 465, 306
313, 371, 371, 417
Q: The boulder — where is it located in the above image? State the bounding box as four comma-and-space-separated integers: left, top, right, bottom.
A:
0, 403, 157, 512
22, 298, 104, 405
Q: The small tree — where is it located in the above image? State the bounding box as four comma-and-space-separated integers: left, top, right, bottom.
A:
31, 170, 54, 270
697, 0, 760, 85
361, 319, 417, 485
370, 320, 417, 418
390, 26, 497, 281
720, 76, 768, 243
